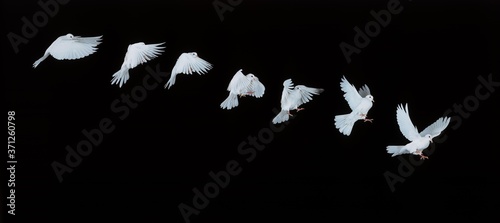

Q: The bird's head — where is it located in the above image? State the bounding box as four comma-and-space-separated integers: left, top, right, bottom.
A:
366, 95, 374, 102
247, 73, 257, 80
425, 134, 433, 143
189, 52, 198, 57
65, 33, 74, 39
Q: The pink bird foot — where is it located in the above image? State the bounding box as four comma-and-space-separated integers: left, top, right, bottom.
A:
361, 114, 373, 123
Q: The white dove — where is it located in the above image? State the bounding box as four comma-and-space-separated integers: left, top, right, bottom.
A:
386, 103, 451, 160
111, 42, 165, 88
272, 78, 324, 124
33, 33, 102, 68
334, 76, 374, 136
220, 69, 265, 110
164, 52, 213, 89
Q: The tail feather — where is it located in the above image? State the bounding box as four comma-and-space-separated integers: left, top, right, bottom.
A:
220, 94, 239, 110
334, 114, 356, 136
386, 146, 405, 157
272, 110, 289, 124
33, 54, 49, 68
165, 73, 177, 89
111, 68, 130, 88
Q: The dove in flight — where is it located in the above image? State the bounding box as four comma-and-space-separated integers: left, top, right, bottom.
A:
334, 76, 374, 136
111, 42, 165, 88
164, 52, 213, 89
272, 78, 324, 124
33, 33, 102, 68
386, 103, 451, 160
220, 69, 265, 110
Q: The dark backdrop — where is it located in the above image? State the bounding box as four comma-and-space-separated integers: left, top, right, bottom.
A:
3, 0, 499, 222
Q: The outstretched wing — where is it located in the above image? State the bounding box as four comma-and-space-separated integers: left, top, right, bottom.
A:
396, 103, 421, 142
340, 76, 363, 111
289, 85, 324, 108
247, 74, 266, 98
172, 52, 213, 76
248, 77, 265, 98
419, 116, 451, 138
358, 84, 371, 98
50, 35, 102, 60
124, 42, 165, 69
280, 79, 295, 107
227, 69, 250, 93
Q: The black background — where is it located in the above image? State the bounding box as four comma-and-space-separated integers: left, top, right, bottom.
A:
3, 0, 500, 222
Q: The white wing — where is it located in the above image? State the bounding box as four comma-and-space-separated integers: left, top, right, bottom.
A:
289, 85, 324, 109
358, 84, 371, 98
340, 76, 363, 111
396, 103, 421, 142
280, 79, 295, 108
172, 52, 212, 76
123, 42, 165, 69
227, 69, 250, 93
419, 116, 451, 138
248, 77, 265, 98
49, 35, 102, 60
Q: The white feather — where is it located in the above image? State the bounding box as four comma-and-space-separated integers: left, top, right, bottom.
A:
165, 52, 213, 89
33, 33, 102, 68
334, 76, 374, 136
220, 69, 265, 109
272, 78, 323, 124
396, 103, 421, 141
111, 42, 165, 88
386, 103, 451, 158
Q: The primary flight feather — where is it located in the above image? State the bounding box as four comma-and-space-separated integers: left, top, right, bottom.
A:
272, 78, 324, 124
220, 69, 265, 110
111, 42, 165, 88
334, 76, 374, 136
386, 103, 451, 159
33, 33, 102, 68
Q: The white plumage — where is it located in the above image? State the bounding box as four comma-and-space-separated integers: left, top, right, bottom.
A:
272, 78, 324, 124
111, 42, 165, 88
220, 69, 265, 110
386, 103, 451, 159
164, 52, 213, 89
334, 76, 374, 136
33, 33, 102, 68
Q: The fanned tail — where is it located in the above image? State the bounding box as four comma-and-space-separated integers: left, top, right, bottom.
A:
272, 110, 289, 124
220, 94, 239, 110
334, 114, 356, 136
386, 146, 405, 157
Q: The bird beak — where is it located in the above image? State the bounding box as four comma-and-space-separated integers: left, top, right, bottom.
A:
430, 139, 433, 143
